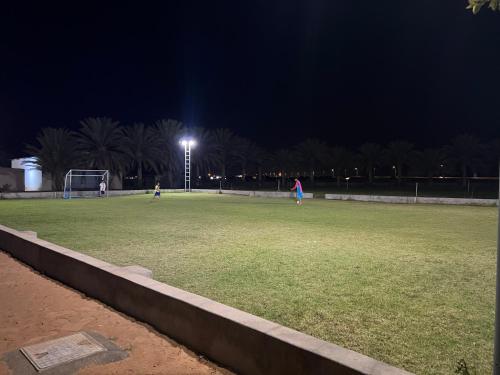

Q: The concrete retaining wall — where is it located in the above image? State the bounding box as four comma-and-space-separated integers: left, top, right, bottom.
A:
192, 189, 254, 196
2, 188, 494, 206
0, 224, 411, 375
0, 190, 142, 199
190, 189, 220, 194
325, 194, 498, 206
191, 189, 314, 199
0, 189, 186, 199
0, 189, 311, 200
253, 191, 314, 199
221, 189, 254, 196
0, 191, 63, 199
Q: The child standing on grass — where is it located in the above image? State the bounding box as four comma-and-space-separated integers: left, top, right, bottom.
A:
153, 182, 161, 199
291, 178, 303, 205
99, 179, 106, 197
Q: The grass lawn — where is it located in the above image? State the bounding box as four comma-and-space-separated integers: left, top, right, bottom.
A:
0, 193, 496, 374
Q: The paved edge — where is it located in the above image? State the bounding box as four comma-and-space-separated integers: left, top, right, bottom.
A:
0, 224, 413, 375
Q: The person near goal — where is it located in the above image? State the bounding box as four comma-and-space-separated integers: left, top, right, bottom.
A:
99, 179, 106, 197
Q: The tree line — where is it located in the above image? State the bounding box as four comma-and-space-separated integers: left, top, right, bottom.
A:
467, 0, 499, 13
20, 117, 499, 191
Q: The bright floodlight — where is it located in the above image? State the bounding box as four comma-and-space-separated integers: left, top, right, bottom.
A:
179, 138, 196, 147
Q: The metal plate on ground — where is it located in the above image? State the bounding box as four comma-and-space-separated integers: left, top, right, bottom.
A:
20, 332, 107, 372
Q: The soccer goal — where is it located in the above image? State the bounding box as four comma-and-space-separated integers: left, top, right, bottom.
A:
63, 169, 109, 199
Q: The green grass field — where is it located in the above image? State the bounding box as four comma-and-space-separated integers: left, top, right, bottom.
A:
0, 193, 496, 374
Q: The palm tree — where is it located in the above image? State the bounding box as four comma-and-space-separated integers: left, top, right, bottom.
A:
295, 139, 329, 185
25, 128, 81, 190
234, 136, 262, 178
467, 0, 499, 14
153, 119, 184, 187
252, 146, 269, 187
122, 123, 161, 188
413, 148, 444, 183
444, 134, 482, 187
358, 143, 382, 184
490, 139, 500, 182
273, 149, 294, 185
330, 146, 354, 187
384, 141, 414, 182
213, 128, 237, 177
78, 117, 127, 178
189, 127, 218, 180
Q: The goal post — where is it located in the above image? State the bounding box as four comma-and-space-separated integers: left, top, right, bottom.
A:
63, 169, 109, 199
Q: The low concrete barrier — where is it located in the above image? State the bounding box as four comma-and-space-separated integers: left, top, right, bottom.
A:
2, 189, 493, 206
0, 191, 63, 199
222, 189, 254, 196
253, 191, 314, 199
0, 224, 412, 375
0, 189, 186, 199
189, 189, 219, 194
0, 190, 147, 199
191, 189, 314, 199
416, 196, 497, 206
109, 189, 149, 196
325, 194, 498, 206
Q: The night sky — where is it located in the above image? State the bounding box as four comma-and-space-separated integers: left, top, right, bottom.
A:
1, 1, 499, 157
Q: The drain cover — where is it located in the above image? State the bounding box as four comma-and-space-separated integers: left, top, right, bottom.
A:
20, 332, 107, 371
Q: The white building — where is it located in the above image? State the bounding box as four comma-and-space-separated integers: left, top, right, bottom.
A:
10, 157, 52, 191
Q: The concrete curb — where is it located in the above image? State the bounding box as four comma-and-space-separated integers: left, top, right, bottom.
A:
325, 193, 498, 206
0, 224, 412, 375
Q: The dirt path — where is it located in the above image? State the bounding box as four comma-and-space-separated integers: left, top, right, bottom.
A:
0, 251, 232, 375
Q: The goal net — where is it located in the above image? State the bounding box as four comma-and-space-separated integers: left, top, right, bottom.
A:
63, 169, 109, 199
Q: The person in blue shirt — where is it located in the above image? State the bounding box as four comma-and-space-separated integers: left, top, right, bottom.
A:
291, 178, 304, 205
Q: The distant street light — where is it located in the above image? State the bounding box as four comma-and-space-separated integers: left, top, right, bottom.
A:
179, 138, 196, 192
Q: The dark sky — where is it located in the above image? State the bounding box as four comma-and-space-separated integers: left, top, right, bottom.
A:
1, 1, 499, 156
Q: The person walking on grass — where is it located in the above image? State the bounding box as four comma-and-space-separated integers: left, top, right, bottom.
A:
291, 178, 303, 205
153, 182, 161, 200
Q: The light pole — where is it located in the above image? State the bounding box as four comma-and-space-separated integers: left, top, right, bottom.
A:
179, 138, 196, 192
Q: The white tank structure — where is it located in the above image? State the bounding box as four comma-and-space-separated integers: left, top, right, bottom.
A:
11, 157, 43, 191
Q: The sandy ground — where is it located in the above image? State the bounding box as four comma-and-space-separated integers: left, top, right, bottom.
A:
0, 251, 232, 375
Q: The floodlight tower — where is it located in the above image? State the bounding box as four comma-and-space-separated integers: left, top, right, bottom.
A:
180, 138, 196, 192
